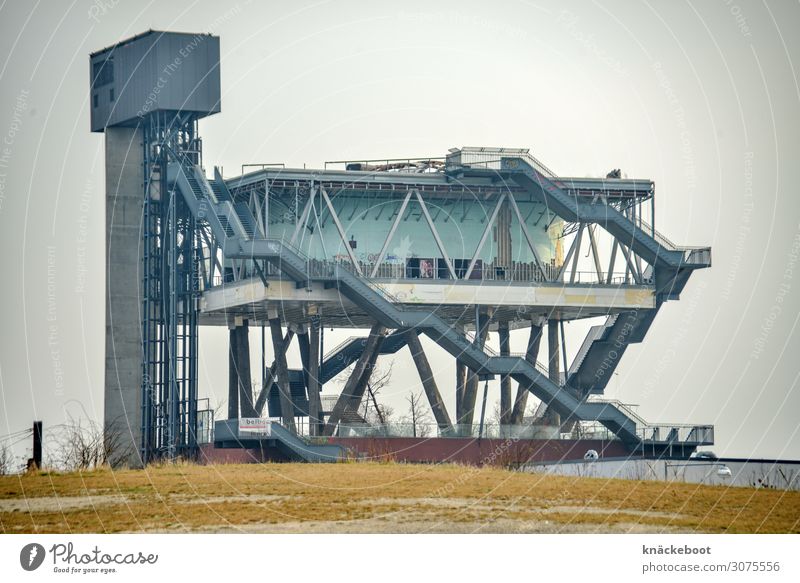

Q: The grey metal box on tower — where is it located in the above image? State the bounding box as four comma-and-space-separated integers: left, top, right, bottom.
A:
89, 30, 221, 132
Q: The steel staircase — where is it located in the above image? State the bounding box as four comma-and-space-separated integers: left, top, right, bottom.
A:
567, 309, 659, 395
315, 331, 408, 384
213, 419, 343, 462
474, 154, 711, 397
494, 153, 711, 271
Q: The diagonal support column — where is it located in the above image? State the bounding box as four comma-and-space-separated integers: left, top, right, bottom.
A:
269, 315, 297, 432
510, 319, 544, 424
322, 324, 386, 436
404, 330, 452, 432
253, 329, 294, 416
459, 312, 491, 427
498, 322, 512, 425
345, 336, 385, 418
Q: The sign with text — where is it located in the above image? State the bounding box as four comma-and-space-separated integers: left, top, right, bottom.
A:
238, 418, 272, 437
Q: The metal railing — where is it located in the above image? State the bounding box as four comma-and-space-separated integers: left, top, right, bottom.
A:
636, 424, 714, 445
208, 415, 712, 446
587, 398, 714, 444
635, 219, 710, 265
207, 262, 645, 290
446, 147, 559, 178
331, 420, 713, 444
587, 398, 650, 427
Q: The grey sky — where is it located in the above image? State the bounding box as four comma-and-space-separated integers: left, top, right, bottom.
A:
1, 0, 799, 461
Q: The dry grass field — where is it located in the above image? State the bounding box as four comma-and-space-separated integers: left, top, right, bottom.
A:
1, 462, 798, 534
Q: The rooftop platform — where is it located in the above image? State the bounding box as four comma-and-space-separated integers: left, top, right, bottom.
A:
227, 164, 654, 201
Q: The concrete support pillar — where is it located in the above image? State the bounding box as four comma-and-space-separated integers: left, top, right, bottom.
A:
307, 317, 322, 436
236, 321, 257, 418
498, 323, 512, 425
228, 322, 256, 419
405, 330, 452, 432
269, 315, 297, 432
459, 312, 491, 428
544, 319, 561, 427
228, 326, 239, 419
510, 320, 543, 424
104, 126, 144, 468
323, 324, 385, 436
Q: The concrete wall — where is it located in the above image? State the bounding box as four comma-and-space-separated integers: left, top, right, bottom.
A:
525, 457, 800, 491
324, 437, 629, 466
104, 126, 143, 468
198, 438, 629, 466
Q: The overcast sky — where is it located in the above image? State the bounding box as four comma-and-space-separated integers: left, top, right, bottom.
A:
1, 0, 799, 461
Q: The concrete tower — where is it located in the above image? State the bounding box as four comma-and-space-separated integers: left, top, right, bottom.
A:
90, 30, 220, 466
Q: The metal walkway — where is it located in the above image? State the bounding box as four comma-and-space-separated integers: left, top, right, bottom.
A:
169, 156, 713, 452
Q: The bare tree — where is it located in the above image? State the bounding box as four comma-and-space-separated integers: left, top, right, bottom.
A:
404, 391, 432, 438
50, 417, 133, 471
357, 363, 394, 425
491, 402, 503, 426
0, 442, 12, 475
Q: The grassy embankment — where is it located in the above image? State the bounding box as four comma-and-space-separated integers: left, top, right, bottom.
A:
1, 463, 798, 533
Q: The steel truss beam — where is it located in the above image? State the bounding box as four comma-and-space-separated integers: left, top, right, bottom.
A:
320, 187, 363, 276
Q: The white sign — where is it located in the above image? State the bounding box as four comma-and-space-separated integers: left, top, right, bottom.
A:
238, 418, 272, 437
